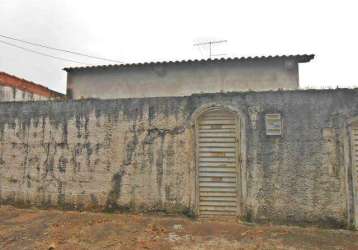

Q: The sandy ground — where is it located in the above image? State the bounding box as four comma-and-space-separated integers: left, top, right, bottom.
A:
0, 205, 357, 250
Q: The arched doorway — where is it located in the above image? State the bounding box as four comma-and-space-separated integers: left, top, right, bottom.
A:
195, 107, 241, 217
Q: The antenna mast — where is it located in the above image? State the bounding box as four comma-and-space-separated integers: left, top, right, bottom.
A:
194, 40, 227, 59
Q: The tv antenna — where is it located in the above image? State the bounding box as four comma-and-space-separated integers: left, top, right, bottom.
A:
194, 40, 227, 59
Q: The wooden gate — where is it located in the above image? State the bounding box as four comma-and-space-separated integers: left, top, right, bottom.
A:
196, 108, 240, 216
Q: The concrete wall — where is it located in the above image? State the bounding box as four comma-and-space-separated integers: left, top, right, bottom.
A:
0, 85, 49, 102
0, 89, 357, 228
67, 59, 299, 99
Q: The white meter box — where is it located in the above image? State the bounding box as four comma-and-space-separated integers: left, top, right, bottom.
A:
265, 113, 282, 135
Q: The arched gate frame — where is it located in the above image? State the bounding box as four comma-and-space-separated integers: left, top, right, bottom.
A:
191, 104, 247, 217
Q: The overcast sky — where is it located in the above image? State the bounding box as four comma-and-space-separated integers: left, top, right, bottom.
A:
0, 0, 357, 93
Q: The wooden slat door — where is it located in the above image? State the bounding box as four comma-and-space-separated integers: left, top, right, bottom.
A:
197, 109, 239, 216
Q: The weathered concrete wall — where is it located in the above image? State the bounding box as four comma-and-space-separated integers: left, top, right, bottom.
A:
0, 85, 48, 102
67, 58, 299, 99
0, 89, 358, 228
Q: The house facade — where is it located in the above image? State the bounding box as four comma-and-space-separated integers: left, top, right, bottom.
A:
0, 71, 63, 102
2, 54, 358, 229
64, 55, 314, 99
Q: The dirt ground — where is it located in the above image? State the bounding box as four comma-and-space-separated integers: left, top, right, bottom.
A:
0, 206, 357, 250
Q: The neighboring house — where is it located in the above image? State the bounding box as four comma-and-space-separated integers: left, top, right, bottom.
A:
64, 54, 314, 99
0, 71, 63, 101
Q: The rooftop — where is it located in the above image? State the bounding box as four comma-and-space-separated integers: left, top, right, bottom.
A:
63, 54, 315, 72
